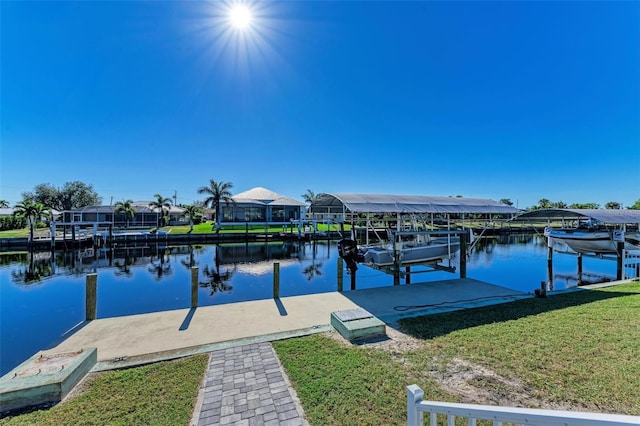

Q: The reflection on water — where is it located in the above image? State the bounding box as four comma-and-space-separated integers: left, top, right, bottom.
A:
0, 235, 627, 376
199, 245, 235, 296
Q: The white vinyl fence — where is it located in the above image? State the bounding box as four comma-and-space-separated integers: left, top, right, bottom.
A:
407, 385, 640, 426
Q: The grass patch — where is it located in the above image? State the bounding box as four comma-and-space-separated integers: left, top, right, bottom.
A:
162, 222, 348, 235
0, 354, 209, 426
400, 281, 640, 415
0, 229, 28, 238
275, 282, 640, 425
273, 334, 458, 425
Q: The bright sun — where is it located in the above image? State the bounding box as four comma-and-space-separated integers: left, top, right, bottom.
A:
229, 5, 253, 30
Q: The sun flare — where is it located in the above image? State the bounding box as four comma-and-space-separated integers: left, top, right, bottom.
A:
229, 5, 253, 30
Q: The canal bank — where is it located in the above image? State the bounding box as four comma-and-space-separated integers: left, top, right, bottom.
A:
28, 278, 529, 372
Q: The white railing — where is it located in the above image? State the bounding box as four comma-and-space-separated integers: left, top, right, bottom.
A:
407, 385, 640, 426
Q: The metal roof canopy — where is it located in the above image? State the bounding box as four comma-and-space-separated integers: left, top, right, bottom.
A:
311, 193, 520, 214
514, 208, 640, 224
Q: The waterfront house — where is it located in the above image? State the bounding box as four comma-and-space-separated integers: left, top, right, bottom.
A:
221, 187, 305, 224
62, 203, 185, 228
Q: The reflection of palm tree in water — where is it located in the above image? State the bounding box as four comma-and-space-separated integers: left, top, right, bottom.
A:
199, 245, 235, 296
302, 261, 323, 281
302, 240, 323, 281
180, 245, 207, 270
148, 247, 172, 281
114, 253, 135, 278
11, 251, 53, 284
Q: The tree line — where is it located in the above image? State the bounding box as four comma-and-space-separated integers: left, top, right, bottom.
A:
2, 181, 639, 235
1, 179, 237, 234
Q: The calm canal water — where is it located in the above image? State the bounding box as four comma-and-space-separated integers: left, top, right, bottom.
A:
0, 234, 622, 376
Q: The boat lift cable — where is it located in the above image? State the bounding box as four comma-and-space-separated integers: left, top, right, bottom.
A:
393, 293, 528, 312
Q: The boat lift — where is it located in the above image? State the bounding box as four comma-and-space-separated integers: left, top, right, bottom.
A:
310, 193, 520, 287
514, 208, 640, 287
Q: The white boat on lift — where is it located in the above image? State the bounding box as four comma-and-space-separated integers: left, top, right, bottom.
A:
361, 233, 461, 267
544, 223, 639, 254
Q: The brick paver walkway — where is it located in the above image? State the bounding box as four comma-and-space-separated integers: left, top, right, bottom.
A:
197, 342, 308, 426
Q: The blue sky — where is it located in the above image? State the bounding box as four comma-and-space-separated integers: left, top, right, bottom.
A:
2, 1, 639, 209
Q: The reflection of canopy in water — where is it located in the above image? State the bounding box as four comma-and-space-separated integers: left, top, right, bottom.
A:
310, 193, 520, 215
514, 208, 640, 224
233, 258, 300, 276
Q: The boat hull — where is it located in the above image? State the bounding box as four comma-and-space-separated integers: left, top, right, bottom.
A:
547, 230, 638, 254
362, 237, 460, 267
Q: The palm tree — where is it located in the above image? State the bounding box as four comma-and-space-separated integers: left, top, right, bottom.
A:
114, 199, 137, 228
13, 200, 51, 246
0, 200, 9, 208
149, 194, 172, 228
197, 179, 234, 232
181, 204, 202, 233
302, 189, 316, 205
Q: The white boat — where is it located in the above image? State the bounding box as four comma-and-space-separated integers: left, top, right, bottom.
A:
545, 225, 639, 254
361, 235, 460, 267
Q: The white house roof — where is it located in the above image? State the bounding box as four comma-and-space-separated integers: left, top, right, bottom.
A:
232, 187, 305, 207
311, 193, 520, 214
233, 187, 281, 201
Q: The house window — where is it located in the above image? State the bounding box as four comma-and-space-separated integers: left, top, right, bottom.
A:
287, 208, 298, 220
222, 206, 235, 221
245, 207, 265, 222
272, 207, 284, 222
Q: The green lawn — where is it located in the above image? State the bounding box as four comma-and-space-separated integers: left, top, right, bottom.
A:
274, 281, 640, 425
0, 355, 209, 426
0, 229, 28, 238
400, 281, 640, 415
0, 221, 349, 238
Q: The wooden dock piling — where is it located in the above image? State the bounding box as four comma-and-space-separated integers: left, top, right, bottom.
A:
86, 274, 97, 321
273, 262, 280, 298
191, 266, 199, 308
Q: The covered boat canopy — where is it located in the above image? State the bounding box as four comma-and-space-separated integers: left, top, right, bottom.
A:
310, 193, 520, 215
514, 208, 640, 224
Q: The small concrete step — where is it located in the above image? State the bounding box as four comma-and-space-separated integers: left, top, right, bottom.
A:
0, 348, 97, 414
331, 308, 386, 341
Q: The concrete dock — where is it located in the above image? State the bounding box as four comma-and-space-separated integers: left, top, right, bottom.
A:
44, 278, 530, 370
1, 279, 537, 421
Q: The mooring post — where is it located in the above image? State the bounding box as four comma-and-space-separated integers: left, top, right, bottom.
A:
547, 243, 554, 288
405, 266, 411, 284
616, 241, 624, 281
393, 233, 401, 286
337, 258, 344, 292
577, 253, 583, 284
50, 222, 56, 251
350, 265, 356, 291
191, 266, 199, 308
273, 262, 280, 298
459, 231, 467, 279
86, 273, 97, 321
